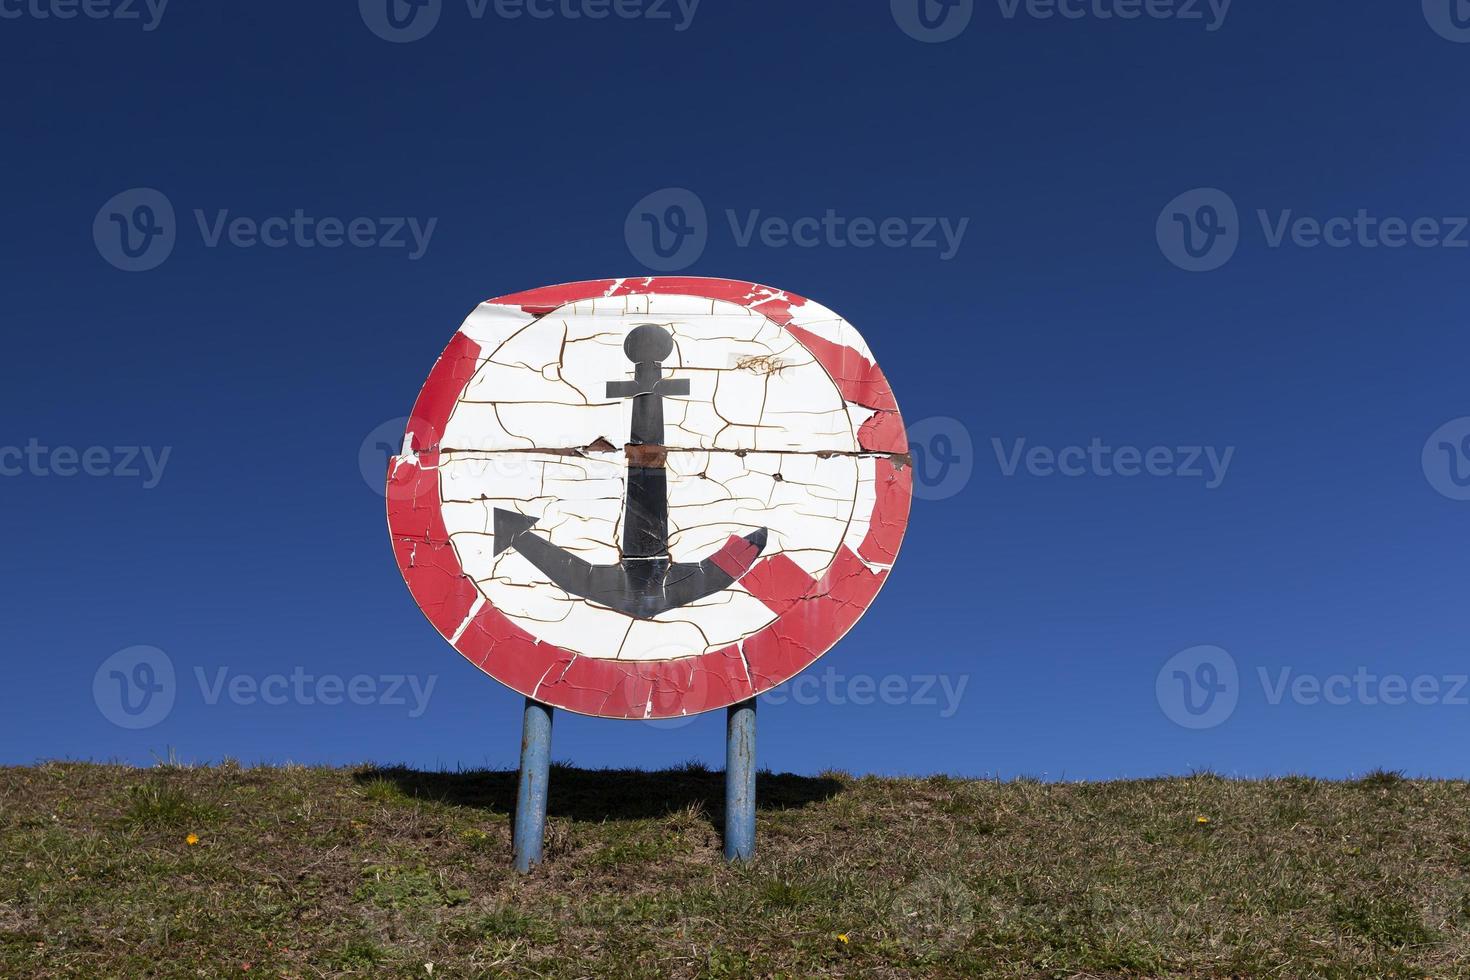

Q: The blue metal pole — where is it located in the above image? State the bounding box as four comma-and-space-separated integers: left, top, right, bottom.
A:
724, 698, 756, 862
513, 698, 554, 873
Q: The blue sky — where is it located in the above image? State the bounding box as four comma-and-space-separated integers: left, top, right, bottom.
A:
3, 1, 1470, 778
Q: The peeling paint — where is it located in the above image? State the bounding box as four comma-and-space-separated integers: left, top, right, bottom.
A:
387, 278, 910, 719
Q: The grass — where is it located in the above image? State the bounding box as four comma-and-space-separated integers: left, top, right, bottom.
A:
2, 764, 1469, 977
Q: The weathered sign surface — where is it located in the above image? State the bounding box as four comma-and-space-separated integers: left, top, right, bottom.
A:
387, 277, 909, 719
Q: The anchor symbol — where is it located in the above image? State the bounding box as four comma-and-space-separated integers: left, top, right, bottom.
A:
493, 324, 769, 619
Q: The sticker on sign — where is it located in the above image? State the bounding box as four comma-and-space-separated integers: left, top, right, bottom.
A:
385, 278, 911, 719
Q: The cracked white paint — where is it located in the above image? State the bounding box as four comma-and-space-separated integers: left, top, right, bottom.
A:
434, 296, 888, 663
445, 298, 858, 454
439, 447, 863, 660
787, 298, 875, 362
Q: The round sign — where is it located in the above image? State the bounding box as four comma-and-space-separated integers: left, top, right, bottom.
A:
387, 278, 910, 719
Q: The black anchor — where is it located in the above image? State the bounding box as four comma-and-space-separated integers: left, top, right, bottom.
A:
492, 324, 769, 620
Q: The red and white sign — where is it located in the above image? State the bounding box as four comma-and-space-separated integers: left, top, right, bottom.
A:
387, 278, 909, 719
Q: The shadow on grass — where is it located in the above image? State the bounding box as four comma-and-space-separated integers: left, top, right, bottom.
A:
354, 764, 844, 824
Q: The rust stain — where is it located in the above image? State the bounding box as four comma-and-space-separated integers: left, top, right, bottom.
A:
734, 353, 786, 375
624, 443, 668, 468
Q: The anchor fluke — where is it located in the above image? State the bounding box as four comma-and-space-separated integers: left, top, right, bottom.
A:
493, 508, 539, 555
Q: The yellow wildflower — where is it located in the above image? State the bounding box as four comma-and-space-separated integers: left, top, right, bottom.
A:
185, 833, 200, 845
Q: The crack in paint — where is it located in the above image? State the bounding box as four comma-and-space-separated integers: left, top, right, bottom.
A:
388, 279, 909, 718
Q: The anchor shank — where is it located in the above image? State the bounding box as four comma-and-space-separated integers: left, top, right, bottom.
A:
606, 326, 689, 559
622, 462, 669, 558
622, 380, 680, 557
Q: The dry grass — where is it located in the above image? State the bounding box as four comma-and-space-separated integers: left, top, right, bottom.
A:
2, 763, 1468, 977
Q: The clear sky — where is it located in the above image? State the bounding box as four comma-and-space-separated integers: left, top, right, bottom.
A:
3, 0, 1469, 779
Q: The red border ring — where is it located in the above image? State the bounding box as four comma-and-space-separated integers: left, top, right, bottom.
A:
386, 277, 911, 719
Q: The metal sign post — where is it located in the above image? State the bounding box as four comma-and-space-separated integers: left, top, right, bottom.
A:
513, 696, 757, 867
724, 699, 757, 862
512, 698, 553, 872
387, 277, 910, 871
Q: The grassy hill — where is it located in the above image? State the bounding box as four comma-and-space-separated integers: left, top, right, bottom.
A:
2, 763, 1467, 978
